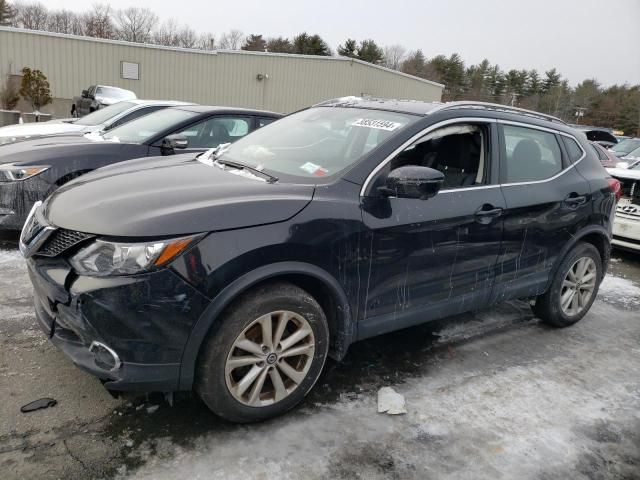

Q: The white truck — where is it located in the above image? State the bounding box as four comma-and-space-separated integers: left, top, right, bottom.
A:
71, 85, 136, 117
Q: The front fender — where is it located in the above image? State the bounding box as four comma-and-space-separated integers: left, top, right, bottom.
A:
177, 261, 354, 391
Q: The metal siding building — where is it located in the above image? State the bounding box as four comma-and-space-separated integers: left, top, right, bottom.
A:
0, 27, 443, 117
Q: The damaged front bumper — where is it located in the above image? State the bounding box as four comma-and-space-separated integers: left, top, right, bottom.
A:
0, 176, 53, 231
27, 257, 211, 392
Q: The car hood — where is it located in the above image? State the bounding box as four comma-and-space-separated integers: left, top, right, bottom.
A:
608, 167, 640, 181
0, 122, 88, 142
45, 154, 315, 237
0, 135, 133, 166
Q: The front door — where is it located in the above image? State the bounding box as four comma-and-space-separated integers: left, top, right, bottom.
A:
358, 120, 505, 340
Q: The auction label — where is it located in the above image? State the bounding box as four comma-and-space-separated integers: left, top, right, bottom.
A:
352, 118, 402, 131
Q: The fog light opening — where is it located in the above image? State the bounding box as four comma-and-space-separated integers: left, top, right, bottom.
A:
89, 341, 122, 371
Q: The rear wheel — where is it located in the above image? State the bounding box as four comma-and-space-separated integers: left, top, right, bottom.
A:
196, 282, 329, 423
531, 242, 602, 327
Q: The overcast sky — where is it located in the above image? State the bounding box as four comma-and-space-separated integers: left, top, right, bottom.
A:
43, 0, 640, 86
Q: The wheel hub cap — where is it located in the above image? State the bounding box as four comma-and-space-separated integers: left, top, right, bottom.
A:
560, 256, 597, 317
224, 310, 315, 407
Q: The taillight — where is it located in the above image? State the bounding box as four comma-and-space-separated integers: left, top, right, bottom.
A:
608, 177, 622, 201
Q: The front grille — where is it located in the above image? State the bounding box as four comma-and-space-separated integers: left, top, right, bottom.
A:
36, 228, 94, 257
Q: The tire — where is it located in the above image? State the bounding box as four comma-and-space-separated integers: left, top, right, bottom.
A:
531, 242, 602, 327
196, 281, 329, 423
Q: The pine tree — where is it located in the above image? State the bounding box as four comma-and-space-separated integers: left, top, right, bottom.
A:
266, 36, 293, 53
292, 33, 331, 56
337, 39, 357, 58
242, 34, 266, 52
0, 0, 15, 26
357, 39, 384, 64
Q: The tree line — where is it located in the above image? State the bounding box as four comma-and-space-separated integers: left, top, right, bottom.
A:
1, 0, 638, 135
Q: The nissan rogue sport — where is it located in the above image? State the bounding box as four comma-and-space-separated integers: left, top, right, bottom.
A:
20, 98, 620, 423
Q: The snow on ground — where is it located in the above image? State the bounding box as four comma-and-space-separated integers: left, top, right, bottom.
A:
598, 274, 640, 309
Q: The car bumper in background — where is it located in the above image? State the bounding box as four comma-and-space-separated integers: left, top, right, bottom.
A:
0, 176, 52, 231
612, 208, 640, 252
27, 258, 211, 392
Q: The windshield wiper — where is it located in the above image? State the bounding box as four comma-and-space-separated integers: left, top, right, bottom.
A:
216, 158, 279, 184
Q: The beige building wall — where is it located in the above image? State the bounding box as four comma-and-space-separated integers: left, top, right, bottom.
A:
0, 27, 443, 118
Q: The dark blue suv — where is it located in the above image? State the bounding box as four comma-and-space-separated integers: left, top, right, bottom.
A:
21, 98, 620, 422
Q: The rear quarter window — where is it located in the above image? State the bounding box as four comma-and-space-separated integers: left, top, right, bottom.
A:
562, 136, 585, 163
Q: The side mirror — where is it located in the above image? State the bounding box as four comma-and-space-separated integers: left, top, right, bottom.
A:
81, 89, 89, 98
379, 166, 444, 200
161, 134, 189, 155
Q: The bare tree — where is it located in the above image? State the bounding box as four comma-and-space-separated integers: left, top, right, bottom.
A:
177, 25, 197, 48
218, 29, 243, 50
153, 19, 179, 46
197, 32, 216, 51
114, 7, 157, 43
83, 4, 114, 39
46, 9, 78, 34
13, 1, 48, 30
382, 44, 406, 71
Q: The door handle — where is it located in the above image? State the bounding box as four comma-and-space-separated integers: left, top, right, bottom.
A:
475, 205, 503, 218
474, 205, 503, 224
564, 193, 587, 207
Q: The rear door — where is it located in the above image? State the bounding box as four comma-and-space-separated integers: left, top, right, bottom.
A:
493, 122, 592, 302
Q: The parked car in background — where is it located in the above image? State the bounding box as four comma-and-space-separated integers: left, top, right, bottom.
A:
0, 105, 281, 230
607, 163, 640, 251
574, 126, 618, 148
591, 141, 620, 168
609, 138, 640, 158
71, 85, 137, 117
0, 100, 192, 146
19, 98, 619, 422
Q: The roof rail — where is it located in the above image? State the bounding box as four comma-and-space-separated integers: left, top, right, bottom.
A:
434, 101, 567, 125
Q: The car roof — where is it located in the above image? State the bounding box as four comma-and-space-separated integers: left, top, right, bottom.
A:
315, 96, 571, 130
172, 105, 282, 117
128, 99, 195, 106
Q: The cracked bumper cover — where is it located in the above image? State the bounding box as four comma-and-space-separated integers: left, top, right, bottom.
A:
27, 258, 211, 392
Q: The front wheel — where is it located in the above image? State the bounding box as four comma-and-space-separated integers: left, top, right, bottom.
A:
196, 282, 329, 423
531, 242, 602, 327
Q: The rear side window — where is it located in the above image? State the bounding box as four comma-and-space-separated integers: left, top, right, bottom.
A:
258, 117, 276, 128
502, 125, 563, 183
590, 144, 607, 162
562, 136, 585, 163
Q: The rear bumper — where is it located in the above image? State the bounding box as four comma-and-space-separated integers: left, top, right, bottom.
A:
612, 214, 640, 252
27, 258, 211, 392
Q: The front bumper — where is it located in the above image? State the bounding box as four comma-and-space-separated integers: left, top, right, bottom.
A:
0, 176, 52, 231
27, 258, 211, 391
612, 213, 640, 252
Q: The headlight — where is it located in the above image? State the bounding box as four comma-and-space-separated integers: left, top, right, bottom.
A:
69, 235, 202, 277
0, 164, 49, 182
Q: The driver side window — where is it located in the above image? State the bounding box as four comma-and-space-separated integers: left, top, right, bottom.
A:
388, 123, 488, 189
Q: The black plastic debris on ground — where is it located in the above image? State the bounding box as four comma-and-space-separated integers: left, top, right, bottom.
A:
20, 397, 57, 413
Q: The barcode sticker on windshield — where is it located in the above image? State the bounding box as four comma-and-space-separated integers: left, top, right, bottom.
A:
352, 118, 402, 131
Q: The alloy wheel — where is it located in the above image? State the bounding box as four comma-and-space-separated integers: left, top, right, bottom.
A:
225, 310, 315, 407
560, 257, 597, 316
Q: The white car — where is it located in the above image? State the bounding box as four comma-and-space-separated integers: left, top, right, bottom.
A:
608, 164, 640, 252
0, 100, 194, 145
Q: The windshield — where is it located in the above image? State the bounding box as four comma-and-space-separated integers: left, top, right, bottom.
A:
102, 108, 197, 144
217, 107, 418, 179
74, 101, 136, 126
625, 145, 640, 159
96, 87, 136, 100
611, 138, 640, 154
